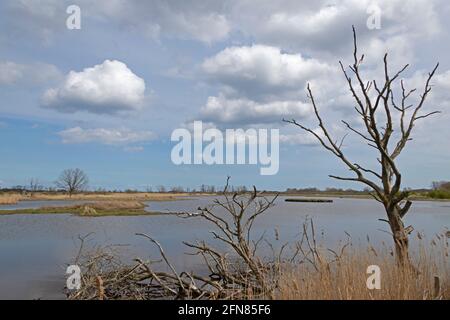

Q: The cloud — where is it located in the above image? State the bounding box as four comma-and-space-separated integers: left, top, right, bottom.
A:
42, 60, 146, 114
58, 127, 156, 145
198, 94, 311, 126
86, 0, 231, 43
1, 0, 66, 45
0, 61, 61, 86
0, 62, 22, 85
2, 0, 230, 44
197, 44, 344, 127
202, 45, 334, 100
434, 70, 450, 97
280, 132, 321, 145
198, 44, 339, 127
2, 0, 445, 50
231, 0, 443, 58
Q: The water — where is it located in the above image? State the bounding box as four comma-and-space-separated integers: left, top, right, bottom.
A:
0, 196, 448, 299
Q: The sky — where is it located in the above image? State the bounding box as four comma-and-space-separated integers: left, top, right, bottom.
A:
0, 0, 449, 191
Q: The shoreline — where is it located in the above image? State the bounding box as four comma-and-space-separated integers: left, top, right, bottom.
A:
1, 191, 450, 208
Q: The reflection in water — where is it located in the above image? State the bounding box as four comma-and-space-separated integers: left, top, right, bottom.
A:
0, 196, 448, 299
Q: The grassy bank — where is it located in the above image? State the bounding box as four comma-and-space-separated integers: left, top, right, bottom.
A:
0, 200, 168, 217
428, 190, 450, 200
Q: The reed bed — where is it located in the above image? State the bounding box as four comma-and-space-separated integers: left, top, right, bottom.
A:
0, 192, 186, 204
277, 235, 449, 300
0, 194, 22, 205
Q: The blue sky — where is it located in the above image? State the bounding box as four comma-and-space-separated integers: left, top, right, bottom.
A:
1, 0, 450, 191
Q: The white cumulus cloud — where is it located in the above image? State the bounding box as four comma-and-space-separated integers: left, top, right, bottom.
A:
42, 60, 146, 114
202, 44, 334, 99
199, 94, 311, 126
198, 44, 338, 126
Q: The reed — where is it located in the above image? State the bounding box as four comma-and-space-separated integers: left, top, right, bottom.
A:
0, 194, 22, 205
277, 237, 449, 300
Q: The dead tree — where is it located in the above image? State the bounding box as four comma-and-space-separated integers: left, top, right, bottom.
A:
181, 177, 280, 298
56, 168, 89, 196
28, 178, 42, 197
284, 26, 439, 265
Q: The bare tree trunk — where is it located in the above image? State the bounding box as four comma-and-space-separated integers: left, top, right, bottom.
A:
385, 204, 410, 265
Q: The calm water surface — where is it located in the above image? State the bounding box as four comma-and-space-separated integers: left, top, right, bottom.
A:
0, 196, 448, 299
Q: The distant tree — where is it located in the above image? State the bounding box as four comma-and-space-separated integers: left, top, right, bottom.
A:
170, 186, 185, 193
431, 181, 450, 191
285, 27, 439, 265
431, 181, 440, 190
28, 178, 42, 196
55, 169, 89, 196
156, 185, 166, 193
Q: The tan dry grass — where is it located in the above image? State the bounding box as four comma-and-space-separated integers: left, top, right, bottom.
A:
0, 194, 23, 205
31, 192, 187, 201
277, 239, 449, 300
74, 200, 146, 211
1, 192, 187, 203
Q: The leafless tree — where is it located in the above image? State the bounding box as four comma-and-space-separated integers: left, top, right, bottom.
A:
28, 178, 42, 196
431, 181, 450, 191
284, 26, 440, 265
154, 185, 166, 193
55, 168, 89, 196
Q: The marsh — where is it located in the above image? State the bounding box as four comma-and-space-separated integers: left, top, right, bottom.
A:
0, 196, 448, 299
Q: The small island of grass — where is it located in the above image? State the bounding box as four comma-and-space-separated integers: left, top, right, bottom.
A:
0, 200, 169, 217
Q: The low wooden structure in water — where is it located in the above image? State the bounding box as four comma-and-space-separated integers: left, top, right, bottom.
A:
285, 198, 333, 203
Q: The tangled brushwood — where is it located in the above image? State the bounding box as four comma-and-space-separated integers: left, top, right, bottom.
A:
67, 178, 450, 300
68, 178, 287, 299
